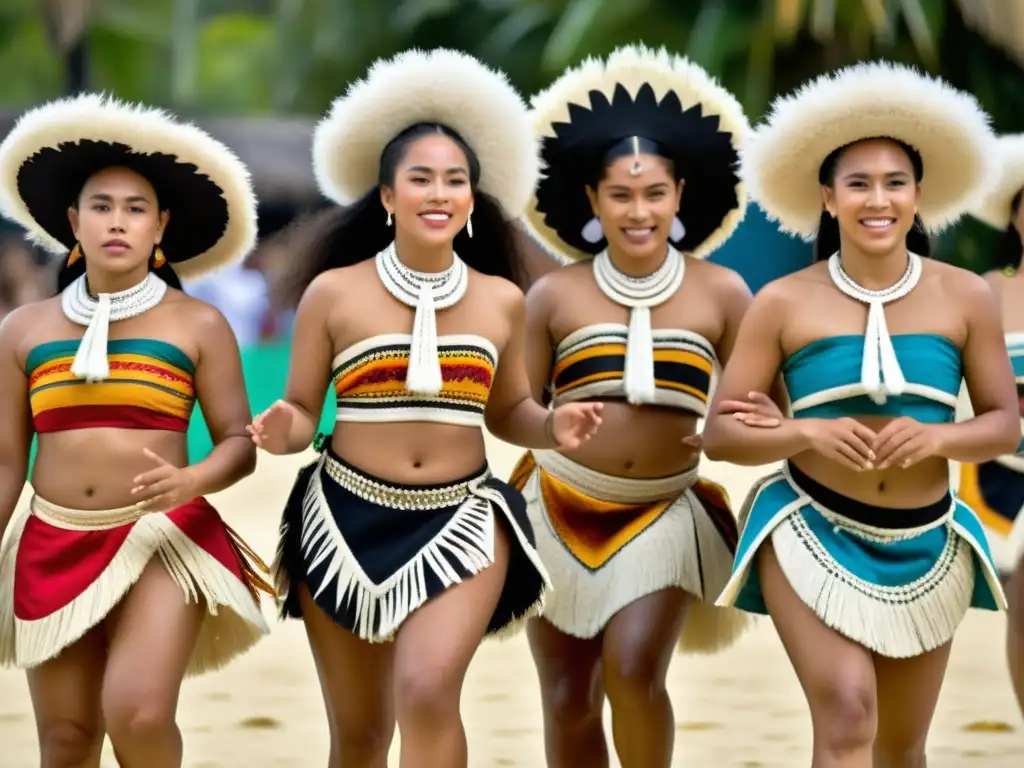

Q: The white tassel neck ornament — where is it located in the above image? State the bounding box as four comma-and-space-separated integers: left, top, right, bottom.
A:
827, 251, 922, 405
375, 242, 469, 394
60, 272, 168, 383
592, 246, 685, 405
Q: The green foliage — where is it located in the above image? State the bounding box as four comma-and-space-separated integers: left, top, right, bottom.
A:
87, 22, 173, 104
0, 16, 61, 103
193, 13, 276, 113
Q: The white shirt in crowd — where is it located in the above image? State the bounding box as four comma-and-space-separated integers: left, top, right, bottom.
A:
185, 263, 270, 348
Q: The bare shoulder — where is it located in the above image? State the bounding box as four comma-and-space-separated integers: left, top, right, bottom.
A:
927, 259, 992, 302
164, 288, 235, 340
539, 259, 591, 284
524, 260, 588, 302
0, 298, 62, 356
316, 260, 375, 293
749, 263, 822, 310
686, 258, 753, 301
472, 269, 525, 314
296, 260, 372, 311
0, 301, 50, 343
1, 296, 61, 327
982, 267, 1008, 295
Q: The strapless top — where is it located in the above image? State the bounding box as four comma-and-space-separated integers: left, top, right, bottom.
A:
783, 334, 961, 424
27, 338, 196, 433
550, 323, 716, 416
331, 333, 498, 427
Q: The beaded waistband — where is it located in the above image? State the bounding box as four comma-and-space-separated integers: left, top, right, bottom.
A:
321, 451, 491, 511
31, 495, 149, 531
783, 463, 953, 540
533, 449, 698, 504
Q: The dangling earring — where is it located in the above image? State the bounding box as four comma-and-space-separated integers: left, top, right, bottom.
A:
581, 217, 604, 244
669, 216, 686, 242
386, 211, 393, 226
66, 242, 82, 266
467, 207, 474, 238
152, 247, 167, 268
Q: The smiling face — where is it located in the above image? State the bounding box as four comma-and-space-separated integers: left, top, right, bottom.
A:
586, 153, 683, 262
68, 166, 169, 278
380, 132, 474, 248
821, 138, 920, 257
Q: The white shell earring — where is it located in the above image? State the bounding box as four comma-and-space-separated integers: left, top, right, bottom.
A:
581, 216, 604, 244
467, 207, 474, 238
670, 216, 686, 242
387, 211, 393, 226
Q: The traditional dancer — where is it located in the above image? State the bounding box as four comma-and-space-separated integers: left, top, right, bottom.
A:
956, 133, 1024, 717
249, 48, 601, 768
705, 62, 1015, 765
510, 44, 757, 768
0, 93, 271, 767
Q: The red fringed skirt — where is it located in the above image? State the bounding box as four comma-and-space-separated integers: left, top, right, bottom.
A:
0, 495, 272, 675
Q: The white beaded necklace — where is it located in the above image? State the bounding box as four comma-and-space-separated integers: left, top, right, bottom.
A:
61, 272, 168, 383
827, 251, 922, 404
375, 241, 469, 394
592, 246, 685, 405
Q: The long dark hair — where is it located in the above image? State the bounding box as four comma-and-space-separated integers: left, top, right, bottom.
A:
813, 138, 931, 261
995, 189, 1024, 274
54, 182, 183, 294
279, 123, 525, 307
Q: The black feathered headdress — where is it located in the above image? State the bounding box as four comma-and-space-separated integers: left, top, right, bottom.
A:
524, 45, 749, 262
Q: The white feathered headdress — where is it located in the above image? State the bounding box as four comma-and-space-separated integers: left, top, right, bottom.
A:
312, 48, 540, 217
741, 61, 998, 240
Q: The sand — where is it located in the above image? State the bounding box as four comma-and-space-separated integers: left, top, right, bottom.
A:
2, 437, 1024, 767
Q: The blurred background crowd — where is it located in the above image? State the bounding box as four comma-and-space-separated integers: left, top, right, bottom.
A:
2, 0, 1024, 342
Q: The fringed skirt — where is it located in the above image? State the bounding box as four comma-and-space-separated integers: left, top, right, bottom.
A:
509, 450, 749, 652
957, 454, 1024, 578
717, 462, 1006, 658
0, 495, 272, 675
274, 447, 552, 642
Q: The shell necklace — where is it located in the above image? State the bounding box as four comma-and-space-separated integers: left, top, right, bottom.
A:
376, 241, 469, 394
592, 246, 685, 404
827, 251, 922, 404
61, 272, 168, 383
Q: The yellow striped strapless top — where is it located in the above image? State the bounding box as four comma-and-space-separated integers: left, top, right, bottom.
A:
331, 333, 498, 427
27, 338, 196, 433
550, 323, 716, 415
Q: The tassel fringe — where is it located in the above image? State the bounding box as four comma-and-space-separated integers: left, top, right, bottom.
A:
0, 510, 31, 667
0, 505, 269, 675
522, 456, 747, 650
283, 454, 551, 643
771, 513, 974, 658
677, 500, 751, 654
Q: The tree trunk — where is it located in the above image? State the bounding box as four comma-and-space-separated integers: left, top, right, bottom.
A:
65, 36, 87, 95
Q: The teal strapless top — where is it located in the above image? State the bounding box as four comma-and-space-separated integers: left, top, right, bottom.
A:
783, 334, 962, 423
1004, 332, 1024, 455
1006, 332, 1024, 385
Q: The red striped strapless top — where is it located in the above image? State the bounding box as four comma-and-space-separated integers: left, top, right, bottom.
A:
27, 338, 196, 433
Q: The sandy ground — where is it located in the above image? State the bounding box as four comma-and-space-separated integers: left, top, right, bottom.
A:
2, 437, 1024, 766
